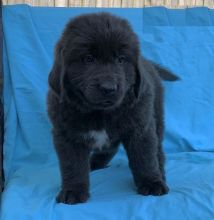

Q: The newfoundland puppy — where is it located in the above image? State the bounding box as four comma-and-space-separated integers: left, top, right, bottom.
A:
47, 12, 178, 205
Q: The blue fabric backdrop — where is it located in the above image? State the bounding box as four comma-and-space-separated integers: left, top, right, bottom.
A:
1, 5, 214, 220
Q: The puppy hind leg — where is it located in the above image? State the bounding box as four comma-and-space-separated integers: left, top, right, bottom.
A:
90, 142, 119, 171
155, 92, 167, 181
157, 145, 166, 181
155, 117, 166, 180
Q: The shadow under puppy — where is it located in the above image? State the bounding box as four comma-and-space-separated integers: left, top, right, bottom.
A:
47, 12, 178, 204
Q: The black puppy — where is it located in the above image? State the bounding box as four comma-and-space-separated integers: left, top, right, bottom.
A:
47, 12, 177, 205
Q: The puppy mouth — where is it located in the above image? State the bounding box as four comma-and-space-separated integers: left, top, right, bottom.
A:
92, 100, 118, 108
87, 98, 121, 110
79, 90, 122, 110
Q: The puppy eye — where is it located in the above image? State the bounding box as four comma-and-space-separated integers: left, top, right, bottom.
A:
84, 55, 95, 63
117, 56, 126, 64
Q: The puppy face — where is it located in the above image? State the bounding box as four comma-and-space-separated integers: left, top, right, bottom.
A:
49, 13, 141, 111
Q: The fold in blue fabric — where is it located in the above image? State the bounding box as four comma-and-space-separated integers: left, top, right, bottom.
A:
1, 5, 214, 220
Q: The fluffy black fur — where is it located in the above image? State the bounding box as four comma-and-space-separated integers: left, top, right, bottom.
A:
47, 12, 177, 205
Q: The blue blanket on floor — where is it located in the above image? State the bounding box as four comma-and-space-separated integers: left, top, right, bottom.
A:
1, 5, 214, 220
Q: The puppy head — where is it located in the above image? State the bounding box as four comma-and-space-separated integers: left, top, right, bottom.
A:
49, 13, 142, 111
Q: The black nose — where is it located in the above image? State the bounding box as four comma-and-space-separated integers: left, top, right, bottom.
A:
99, 82, 118, 95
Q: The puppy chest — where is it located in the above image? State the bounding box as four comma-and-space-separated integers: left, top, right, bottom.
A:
86, 130, 110, 150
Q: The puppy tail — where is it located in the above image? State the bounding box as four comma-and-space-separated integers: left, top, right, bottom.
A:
153, 63, 180, 81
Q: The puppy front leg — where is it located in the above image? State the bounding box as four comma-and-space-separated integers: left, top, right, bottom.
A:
123, 124, 169, 196
53, 132, 90, 204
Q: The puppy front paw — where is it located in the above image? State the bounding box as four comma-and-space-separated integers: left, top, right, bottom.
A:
56, 189, 89, 205
137, 180, 169, 196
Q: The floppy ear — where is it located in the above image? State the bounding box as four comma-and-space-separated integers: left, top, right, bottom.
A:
134, 56, 143, 99
48, 43, 65, 101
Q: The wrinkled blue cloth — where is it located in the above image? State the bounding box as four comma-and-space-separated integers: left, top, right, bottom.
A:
1, 5, 214, 220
